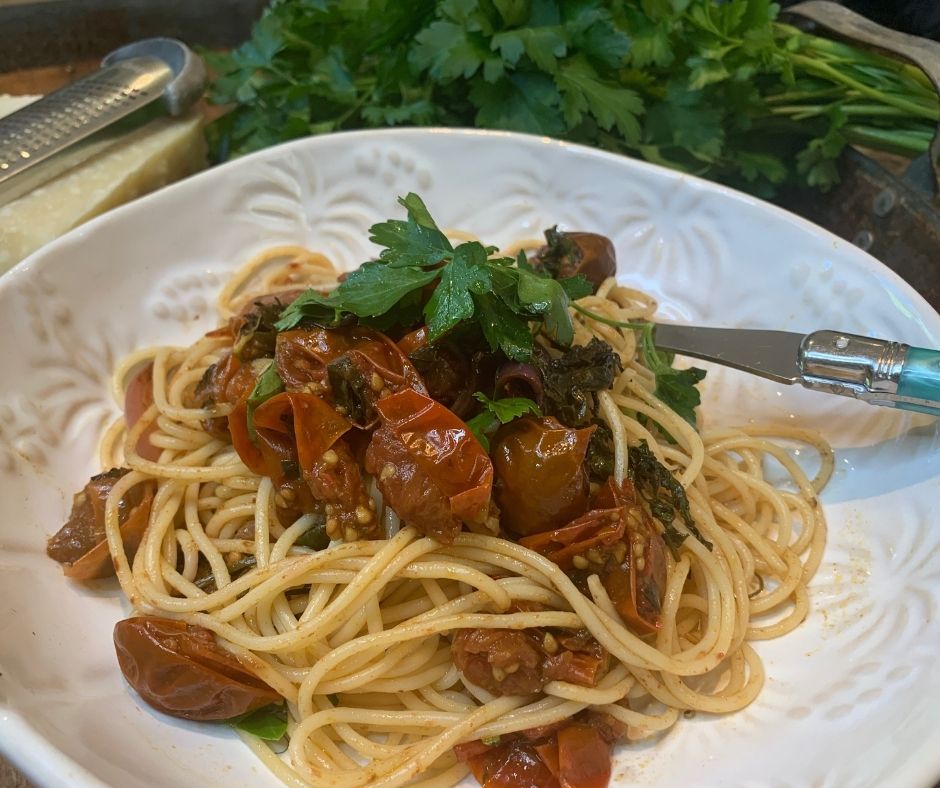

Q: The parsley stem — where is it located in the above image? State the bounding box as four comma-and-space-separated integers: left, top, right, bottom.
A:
843, 125, 931, 157
572, 303, 649, 331
788, 53, 937, 121
770, 103, 930, 119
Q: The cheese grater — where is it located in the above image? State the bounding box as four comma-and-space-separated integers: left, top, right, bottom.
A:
0, 37, 205, 207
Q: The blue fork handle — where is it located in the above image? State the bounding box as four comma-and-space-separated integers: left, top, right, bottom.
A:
897, 346, 940, 417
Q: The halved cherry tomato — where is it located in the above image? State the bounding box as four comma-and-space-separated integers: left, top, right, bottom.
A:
229, 391, 376, 538
518, 508, 624, 570
533, 230, 617, 292
193, 352, 258, 439
520, 478, 667, 633
455, 715, 622, 788
275, 327, 426, 428
113, 617, 280, 721
228, 397, 297, 483
47, 469, 153, 580
365, 388, 492, 543
461, 741, 561, 788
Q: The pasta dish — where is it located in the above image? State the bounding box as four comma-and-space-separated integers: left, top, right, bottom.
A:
47, 195, 831, 788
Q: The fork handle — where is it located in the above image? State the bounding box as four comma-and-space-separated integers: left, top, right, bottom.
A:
897, 347, 940, 416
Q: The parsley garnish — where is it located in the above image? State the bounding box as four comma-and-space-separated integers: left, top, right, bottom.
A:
466, 392, 541, 451
246, 362, 284, 444
277, 194, 587, 359
228, 703, 288, 741
571, 306, 706, 430
637, 323, 706, 429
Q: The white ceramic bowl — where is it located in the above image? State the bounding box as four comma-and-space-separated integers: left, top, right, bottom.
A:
1, 129, 939, 788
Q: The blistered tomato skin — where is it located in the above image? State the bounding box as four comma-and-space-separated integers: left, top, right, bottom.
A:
113, 617, 281, 721
492, 417, 594, 536
46, 470, 153, 580
366, 388, 493, 543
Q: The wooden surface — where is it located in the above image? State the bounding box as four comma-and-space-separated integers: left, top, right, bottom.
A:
0, 58, 97, 94
0, 758, 32, 788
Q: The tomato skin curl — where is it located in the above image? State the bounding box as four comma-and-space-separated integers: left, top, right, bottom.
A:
46, 470, 153, 581
113, 617, 281, 721
557, 724, 612, 788
365, 388, 493, 543
454, 717, 619, 788
275, 326, 426, 428
124, 362, 162, 461
520, 478, 668, 633
229, 390, 376, 538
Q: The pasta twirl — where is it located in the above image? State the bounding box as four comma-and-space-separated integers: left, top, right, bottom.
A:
64, 232, 830, 787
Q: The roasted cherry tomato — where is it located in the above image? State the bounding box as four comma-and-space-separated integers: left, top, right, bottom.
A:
230, 290, 304, 361
230, 391, 376, 539
228, 396, 299, 483
461, 740, 560, 788
533, 230, 617, 292
193, 352, 258, 439
454, 714, 621, 788
47, 469, 153, 580
276, 326, 426, 428
491, 417, 594, 536
124, 363, 161, 461
113, 617, 280, 721
556, 724, 612, 788
452, 602, 607, 696
520, 478, 667, 633
365, 388, 492, 543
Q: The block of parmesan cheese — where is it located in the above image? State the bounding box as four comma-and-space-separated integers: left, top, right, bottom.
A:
0, 95, 206, 271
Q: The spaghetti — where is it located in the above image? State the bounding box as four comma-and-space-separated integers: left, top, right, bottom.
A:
52, 218, 831, 788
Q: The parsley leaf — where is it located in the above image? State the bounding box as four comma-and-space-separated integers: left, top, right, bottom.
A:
228, 703, 288, 741
558, 274, 593, 301
246, 363, 284, 444
206, 0, 937, 197
411, 20, 487, 82
471, 72, 566, 136
280, 194, 582, 359
424, 242, 492, 340
639, 324, 706, 428
330, 263, 441, 316
369, 193, 454, 267
466, 392, 541, 451
473, 291, 534, 361
515, 268, 578, 347
555, 55, 643, 142
274, 290, 342, 331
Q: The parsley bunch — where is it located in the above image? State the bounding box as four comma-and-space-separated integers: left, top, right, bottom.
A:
276, 193, 592, 359
205, 0, 937, 194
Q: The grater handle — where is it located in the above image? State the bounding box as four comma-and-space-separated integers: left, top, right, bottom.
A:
0, 38, 205, 207
102, 37, 206, 118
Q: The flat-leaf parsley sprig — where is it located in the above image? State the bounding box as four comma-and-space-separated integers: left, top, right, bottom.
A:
276, 194, 591, 360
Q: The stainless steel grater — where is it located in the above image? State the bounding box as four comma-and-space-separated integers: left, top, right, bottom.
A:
0, 37, 205, 207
